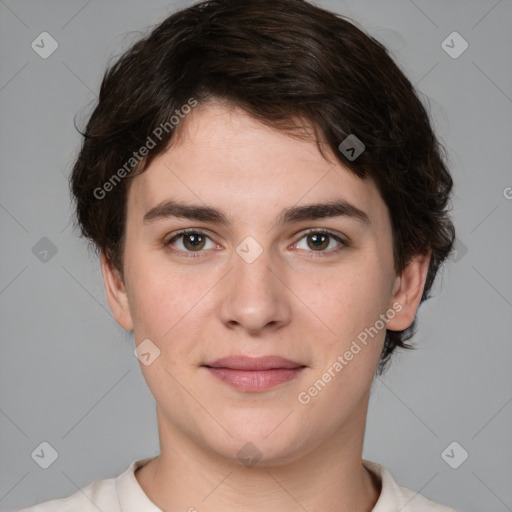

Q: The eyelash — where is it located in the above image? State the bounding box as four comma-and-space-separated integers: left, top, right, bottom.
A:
164, 228, 348, 259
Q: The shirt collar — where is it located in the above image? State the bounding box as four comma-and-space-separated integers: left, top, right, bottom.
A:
117, 457, 393, 511
116, 456, 162, 511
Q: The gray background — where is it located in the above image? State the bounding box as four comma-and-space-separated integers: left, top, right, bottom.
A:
1, 1, 511, 511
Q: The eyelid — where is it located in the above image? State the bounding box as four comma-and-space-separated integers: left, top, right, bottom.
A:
165, 228, 216, 245
165, 227, 348, 257
291, 228, 348, 254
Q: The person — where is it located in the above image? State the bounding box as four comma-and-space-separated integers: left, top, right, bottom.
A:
18, 0, 460, 510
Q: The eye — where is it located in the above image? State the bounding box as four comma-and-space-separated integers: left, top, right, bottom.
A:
293, 229, 348, 256
165, 228, 348, 259
165, 229, 218, 258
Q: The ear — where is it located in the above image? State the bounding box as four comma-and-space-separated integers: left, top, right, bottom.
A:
386, 251, 431, 332
100, 251, 134, 331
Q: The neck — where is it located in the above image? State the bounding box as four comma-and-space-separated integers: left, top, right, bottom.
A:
135, 407, 381, 511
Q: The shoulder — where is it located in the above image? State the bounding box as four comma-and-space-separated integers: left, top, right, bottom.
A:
15, 458, 153, 512
15, 457, 158, 512
363, 459, 461, 512
16, 476, 118, 512
396, 484, 461, 512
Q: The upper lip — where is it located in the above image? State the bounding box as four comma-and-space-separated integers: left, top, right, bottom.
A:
203, 356, 305, 370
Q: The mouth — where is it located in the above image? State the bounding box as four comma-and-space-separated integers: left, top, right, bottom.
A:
202, 356, 307, 392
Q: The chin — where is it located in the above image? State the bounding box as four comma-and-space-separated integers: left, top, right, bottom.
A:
201, 416, 310, 468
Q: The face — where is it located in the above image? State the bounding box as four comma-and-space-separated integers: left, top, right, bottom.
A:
102, 101, 429, 466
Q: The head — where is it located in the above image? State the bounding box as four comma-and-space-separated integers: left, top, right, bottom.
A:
70, 0, 455, 464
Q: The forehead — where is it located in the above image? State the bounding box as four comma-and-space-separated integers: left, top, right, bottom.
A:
126, 102, 389, 229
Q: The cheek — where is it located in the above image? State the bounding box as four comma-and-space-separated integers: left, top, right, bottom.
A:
124, 250, 196, 337
306, 263, 390, 338
125, 256, 219, 371
299, 266, 389, 406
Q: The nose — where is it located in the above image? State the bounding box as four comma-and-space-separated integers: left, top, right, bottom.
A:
218, 243, 292, 335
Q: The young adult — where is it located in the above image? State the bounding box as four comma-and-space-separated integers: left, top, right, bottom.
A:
19, 0, 458, 510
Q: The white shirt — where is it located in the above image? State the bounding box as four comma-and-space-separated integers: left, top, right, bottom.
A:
17, 457, 460, 511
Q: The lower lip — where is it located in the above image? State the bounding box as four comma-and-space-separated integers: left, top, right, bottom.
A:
205, 367, 305, 392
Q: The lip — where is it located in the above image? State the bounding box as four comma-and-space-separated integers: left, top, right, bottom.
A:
205, 355, 304, 370
203, 356, 306, 392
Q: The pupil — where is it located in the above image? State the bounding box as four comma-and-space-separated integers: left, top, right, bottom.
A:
186, 234, 203, 249
310, 233, 327, 250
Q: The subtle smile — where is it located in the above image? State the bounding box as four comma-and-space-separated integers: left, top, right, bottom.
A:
202, 356, 307, 392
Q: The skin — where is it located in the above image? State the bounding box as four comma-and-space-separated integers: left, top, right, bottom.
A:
101, 101, 430, 512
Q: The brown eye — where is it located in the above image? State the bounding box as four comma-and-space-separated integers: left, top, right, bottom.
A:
166, 230, 215, 257
294, 229, 348, 256
181, 232, 206, 251
306, 232, 330, 251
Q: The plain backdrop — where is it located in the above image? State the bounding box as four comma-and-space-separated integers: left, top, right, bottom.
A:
1, 1, 511, 511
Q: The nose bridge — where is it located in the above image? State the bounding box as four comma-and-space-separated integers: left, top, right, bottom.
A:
234, 239, 276, 290
218, 236, 290, 333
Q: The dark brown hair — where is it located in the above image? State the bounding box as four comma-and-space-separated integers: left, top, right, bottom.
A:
70, 0, 455, 374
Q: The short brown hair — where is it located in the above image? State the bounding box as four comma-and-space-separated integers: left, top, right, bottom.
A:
70, 0, 455, 374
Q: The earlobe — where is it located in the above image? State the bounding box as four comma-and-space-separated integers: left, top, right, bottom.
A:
100, 252, 134, 331
386, 251, 431, 332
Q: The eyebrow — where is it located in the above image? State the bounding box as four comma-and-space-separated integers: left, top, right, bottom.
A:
143, 198, 370, 227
